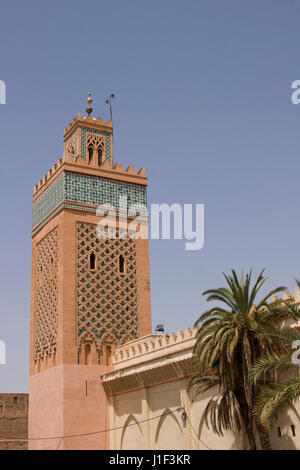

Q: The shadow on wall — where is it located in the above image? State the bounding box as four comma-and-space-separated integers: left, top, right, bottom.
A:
191, 388, 243, 450
121, 414, 143, 450
194, 388, 300, 450
155, 408, 183, 450
120, 407, 184, 450
115, 383, 300, 450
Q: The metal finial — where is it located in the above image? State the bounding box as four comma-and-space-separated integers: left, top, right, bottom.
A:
105, 93, 116, 121
86, 92, 93, 116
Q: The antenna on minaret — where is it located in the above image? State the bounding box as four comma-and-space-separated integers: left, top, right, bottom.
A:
105, 93, 116, 122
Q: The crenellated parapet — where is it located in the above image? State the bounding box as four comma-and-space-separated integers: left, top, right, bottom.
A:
33, 157, 64, 195
270, 287, 300, 304
112, 327, 197, 369
101, 290, 300, 395
33, 158, 147, 197
64, 113, 113, 137
110, 289, 300, 368
270, 288, 300, 329
101, 328, 198, 394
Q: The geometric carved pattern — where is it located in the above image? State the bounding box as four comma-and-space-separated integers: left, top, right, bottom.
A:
67, 134, 76, 160
76, 223, 137, 351
85, 132, 105, 167
34, 227, 58, 361
65, 130, 78, 161
86, 132, 105, 153
81, 127, 111, 163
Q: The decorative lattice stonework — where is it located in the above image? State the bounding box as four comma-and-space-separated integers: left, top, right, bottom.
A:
65, 130, 79, 161
34, 227, 58, 361
81, 128, 111, 163
76, 223, 138, 351
86, 132, 105, 152
67, 135, 75, 160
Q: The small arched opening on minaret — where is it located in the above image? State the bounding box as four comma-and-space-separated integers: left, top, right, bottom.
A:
88, 146, 93, 164
98, 148, 103, 167
105, 345, 112, 366
119, 255, 125, 274
90, 252, 96, 270
85, 344, 91, 365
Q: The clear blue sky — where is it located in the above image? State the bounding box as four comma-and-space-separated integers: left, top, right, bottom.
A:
1, 0, 300, 392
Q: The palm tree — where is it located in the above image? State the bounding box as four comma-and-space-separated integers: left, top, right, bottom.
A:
189, 269, 286, 450
251, 308, 300, 431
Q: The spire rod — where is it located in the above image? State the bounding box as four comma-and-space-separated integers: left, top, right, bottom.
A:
86, 92, 93, 116
105, 93, 116, 122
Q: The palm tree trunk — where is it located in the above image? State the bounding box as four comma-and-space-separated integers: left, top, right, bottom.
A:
235, 387, 257, 450
256, 422, 272, 450
246, 423, 257, 450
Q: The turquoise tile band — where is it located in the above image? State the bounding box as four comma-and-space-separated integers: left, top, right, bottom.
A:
32, 171, 148, 233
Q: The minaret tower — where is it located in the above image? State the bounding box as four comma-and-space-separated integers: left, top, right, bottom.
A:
29, 95, 152, 450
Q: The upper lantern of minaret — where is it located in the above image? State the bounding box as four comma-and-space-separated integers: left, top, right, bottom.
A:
32, 94, 148, 236
63, 92, 114, 168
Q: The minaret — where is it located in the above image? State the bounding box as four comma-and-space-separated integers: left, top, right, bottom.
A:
29, 95, 152, 450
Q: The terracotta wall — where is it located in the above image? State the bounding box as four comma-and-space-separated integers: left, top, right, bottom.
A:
0, 394, 28, 450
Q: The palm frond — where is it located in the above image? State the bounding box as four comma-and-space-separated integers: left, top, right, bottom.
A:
253, 377, 300, 429
191, 268, 295, 447
250, 353, 296, 385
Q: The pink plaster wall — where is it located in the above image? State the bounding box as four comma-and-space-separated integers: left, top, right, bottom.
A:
29, 364, 112, 450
